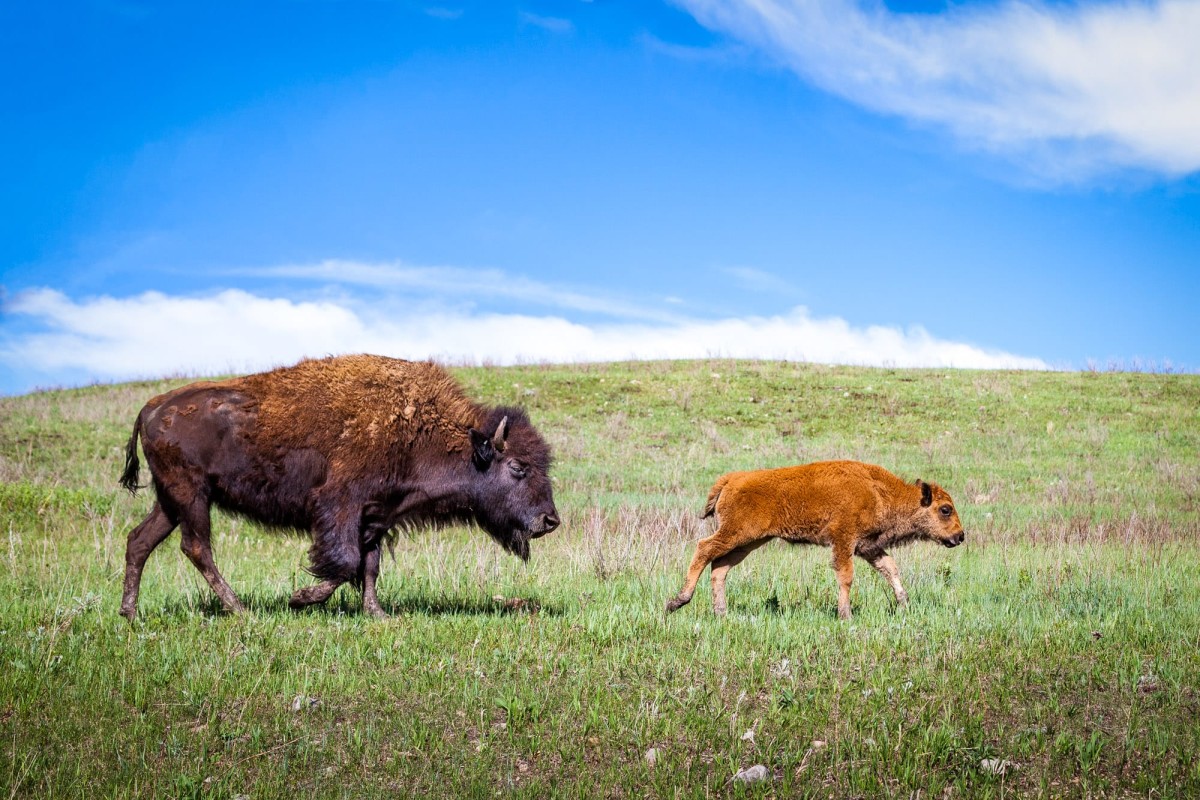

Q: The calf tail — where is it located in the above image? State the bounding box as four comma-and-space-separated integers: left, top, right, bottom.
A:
119, 412, 143, 495
702, 475, 730, 519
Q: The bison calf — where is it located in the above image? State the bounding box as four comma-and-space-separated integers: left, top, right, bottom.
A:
665, 460, 965, 620
118, 354, 559, 620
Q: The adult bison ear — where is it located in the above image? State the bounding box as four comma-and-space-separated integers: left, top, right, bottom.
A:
918, 480, 933, 507
492, 416, 508, 454
469, 428, 495, 468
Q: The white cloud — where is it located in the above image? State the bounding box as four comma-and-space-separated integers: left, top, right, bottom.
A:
1, 287, 1046, 391
676, 0, 1200, 179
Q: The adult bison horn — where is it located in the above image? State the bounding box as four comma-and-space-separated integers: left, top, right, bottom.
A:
492, 416, 508, 453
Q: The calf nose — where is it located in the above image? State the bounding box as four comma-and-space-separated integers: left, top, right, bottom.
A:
955, 532, 966, 545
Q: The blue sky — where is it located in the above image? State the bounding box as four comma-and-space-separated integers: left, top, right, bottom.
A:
2, 0, 1198, 394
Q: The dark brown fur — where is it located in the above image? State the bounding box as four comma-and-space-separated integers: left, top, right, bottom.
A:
665, 460, 965, 620
119, 355, 558, 620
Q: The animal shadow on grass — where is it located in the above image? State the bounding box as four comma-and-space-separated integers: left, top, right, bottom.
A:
154, 590, 562, 620
753, 589, 913, 620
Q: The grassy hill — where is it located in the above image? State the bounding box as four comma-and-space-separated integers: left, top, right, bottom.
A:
2, 360, 1198, 798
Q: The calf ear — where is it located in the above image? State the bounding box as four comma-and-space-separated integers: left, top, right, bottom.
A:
918, 480, 933, 507
469, 428, 495, 467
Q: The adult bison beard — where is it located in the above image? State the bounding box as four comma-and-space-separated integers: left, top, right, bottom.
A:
487, 526, 532, 562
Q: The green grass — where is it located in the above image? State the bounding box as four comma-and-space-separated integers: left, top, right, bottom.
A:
2, 360, 1199, 798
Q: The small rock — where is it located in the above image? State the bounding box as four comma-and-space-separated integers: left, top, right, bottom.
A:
291, 694, 318, 712
732, 764, 770, 784
644, 748, 659, 767
979, 758, 1017, 775
811, 739, 826, 749
1137, 674, 1161, 693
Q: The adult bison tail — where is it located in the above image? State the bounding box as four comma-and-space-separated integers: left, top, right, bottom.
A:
702, 475, 730, 519
119, 413, 143, 495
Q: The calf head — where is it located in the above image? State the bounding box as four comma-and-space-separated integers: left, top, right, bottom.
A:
916, 480, 966, 547
468, 407, 559, 561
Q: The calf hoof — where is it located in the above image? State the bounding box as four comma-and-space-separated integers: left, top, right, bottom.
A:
664, 597, 688, 614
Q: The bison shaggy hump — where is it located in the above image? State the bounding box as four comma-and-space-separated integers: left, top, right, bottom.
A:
118, 354, 560, 620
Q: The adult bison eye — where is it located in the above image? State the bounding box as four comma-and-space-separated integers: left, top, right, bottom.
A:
509, 462, 527, 479
939, 504, 953, 517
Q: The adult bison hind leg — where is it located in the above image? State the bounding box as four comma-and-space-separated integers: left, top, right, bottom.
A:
177, 496, 247, 615
120, 501, 177, 621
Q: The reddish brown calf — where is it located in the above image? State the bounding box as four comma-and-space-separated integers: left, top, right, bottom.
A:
665, 460, 965, 620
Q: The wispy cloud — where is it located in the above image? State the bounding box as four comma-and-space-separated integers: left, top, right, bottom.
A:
1, 286, 1047, 392
247, 260, 683, 323
720, 266, 797, 295
676, 0, 1200, 180
637, 32, 751, 64
519, 11, 574, 34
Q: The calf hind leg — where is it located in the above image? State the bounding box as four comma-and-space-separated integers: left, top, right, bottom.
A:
710, 539, 770, 617
120, 502, 178, 621
665, 529, 758, 614
832, 540, 856, 620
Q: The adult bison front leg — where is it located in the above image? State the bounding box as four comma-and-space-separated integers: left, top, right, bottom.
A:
289, 501, 374, 613
360, 546, 385, 618
288, 549, 385, 615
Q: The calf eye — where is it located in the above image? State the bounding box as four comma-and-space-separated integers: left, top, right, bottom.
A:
939, 505, 953, 517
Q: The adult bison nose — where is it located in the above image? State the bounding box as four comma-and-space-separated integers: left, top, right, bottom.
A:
531, 512, 560, 537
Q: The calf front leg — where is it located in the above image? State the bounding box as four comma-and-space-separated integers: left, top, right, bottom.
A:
858, 545, 908, 608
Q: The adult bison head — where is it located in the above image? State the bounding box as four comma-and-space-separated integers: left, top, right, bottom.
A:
468, 408, 559, 561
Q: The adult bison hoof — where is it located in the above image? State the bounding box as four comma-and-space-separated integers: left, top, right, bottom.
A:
363, 602, 389, 619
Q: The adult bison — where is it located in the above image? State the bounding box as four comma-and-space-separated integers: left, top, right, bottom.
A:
665, 460, 965, 620
118, 354, 559, 620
